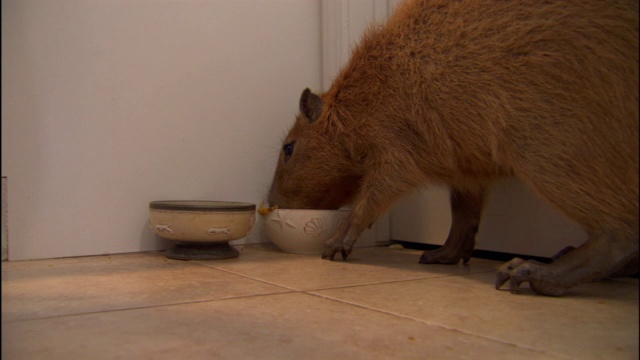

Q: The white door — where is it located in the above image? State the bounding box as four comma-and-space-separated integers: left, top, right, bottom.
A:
390, 179, 588, 258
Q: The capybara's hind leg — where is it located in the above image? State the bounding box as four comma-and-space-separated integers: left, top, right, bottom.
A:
610, 255, 639, 278
420, 188, 485, 265
550, 246, 576, 262
552, 246, 639, 278
496, 231, 638, 296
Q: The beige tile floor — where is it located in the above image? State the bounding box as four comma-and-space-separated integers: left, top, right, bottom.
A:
2, 243, 638, 360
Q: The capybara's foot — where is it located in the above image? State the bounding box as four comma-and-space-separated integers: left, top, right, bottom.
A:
420, 189, 483, 265
321, 240, 351, 261
495, 258, 568, 296
419, 247, 466, 265
321, 222, 361, 261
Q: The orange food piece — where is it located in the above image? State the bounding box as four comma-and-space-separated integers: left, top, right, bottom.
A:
258, 204, 278, 215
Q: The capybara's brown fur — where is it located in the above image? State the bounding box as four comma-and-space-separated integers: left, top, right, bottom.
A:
267, 0, 639, 296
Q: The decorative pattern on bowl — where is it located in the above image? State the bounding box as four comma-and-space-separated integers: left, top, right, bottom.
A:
303, 218, 326, 236
149, 201, 256, 243
262, 209, 350, 254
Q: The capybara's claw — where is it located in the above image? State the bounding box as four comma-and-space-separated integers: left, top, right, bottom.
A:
495, 271, 510, 290
496, 257, 527, 293
495, 271, 524, 294
322, 243, 351, 261
496, 258, 567, 296
321, 248, 337, 261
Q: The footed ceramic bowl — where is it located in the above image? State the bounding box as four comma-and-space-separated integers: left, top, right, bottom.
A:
149, 201, 256, 260
262, 208, 350, 254
149, 201, 256, 242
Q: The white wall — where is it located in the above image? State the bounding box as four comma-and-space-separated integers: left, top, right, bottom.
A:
2, 0, 322, 260
321, 0, 390, 91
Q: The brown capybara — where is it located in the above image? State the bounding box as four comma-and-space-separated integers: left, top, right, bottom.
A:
266, 0, 639, 296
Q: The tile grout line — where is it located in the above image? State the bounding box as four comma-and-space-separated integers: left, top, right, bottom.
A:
190, 255, 498, 293
1, 291, 299, 324
3, 255, 494, 324
300, 270, 498, 292
183, 257, 561, 357
306, 291, 574, 360
191, 263, 302, 291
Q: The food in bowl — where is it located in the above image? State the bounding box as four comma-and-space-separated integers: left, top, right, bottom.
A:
258, 203, 279, 215
261, 208, 350, 254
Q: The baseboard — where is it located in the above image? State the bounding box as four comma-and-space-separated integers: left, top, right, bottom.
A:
389, 240, 553, 264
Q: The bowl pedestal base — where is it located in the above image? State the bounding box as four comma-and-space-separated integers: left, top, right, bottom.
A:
164, 241, 239, 260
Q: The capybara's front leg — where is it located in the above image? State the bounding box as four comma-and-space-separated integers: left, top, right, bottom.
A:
322, 164, 420, 261
496, 231, 639, 296
420, 188, 485, 265
321, 213, 362, 261
321, 194, 396, 261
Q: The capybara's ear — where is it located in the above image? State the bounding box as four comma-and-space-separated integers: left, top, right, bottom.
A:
299, 88, 323, 123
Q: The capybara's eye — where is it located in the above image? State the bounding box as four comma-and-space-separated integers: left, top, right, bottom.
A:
282, 141, 296, 161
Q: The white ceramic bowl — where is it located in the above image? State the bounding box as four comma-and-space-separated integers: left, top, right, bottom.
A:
262, 208, 350, 254
149, 201, 256, 243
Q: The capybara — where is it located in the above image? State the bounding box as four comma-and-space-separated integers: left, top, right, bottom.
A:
266, 0, 639, 296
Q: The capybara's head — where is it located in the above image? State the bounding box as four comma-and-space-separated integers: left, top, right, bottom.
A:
267, 88, 361, 209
